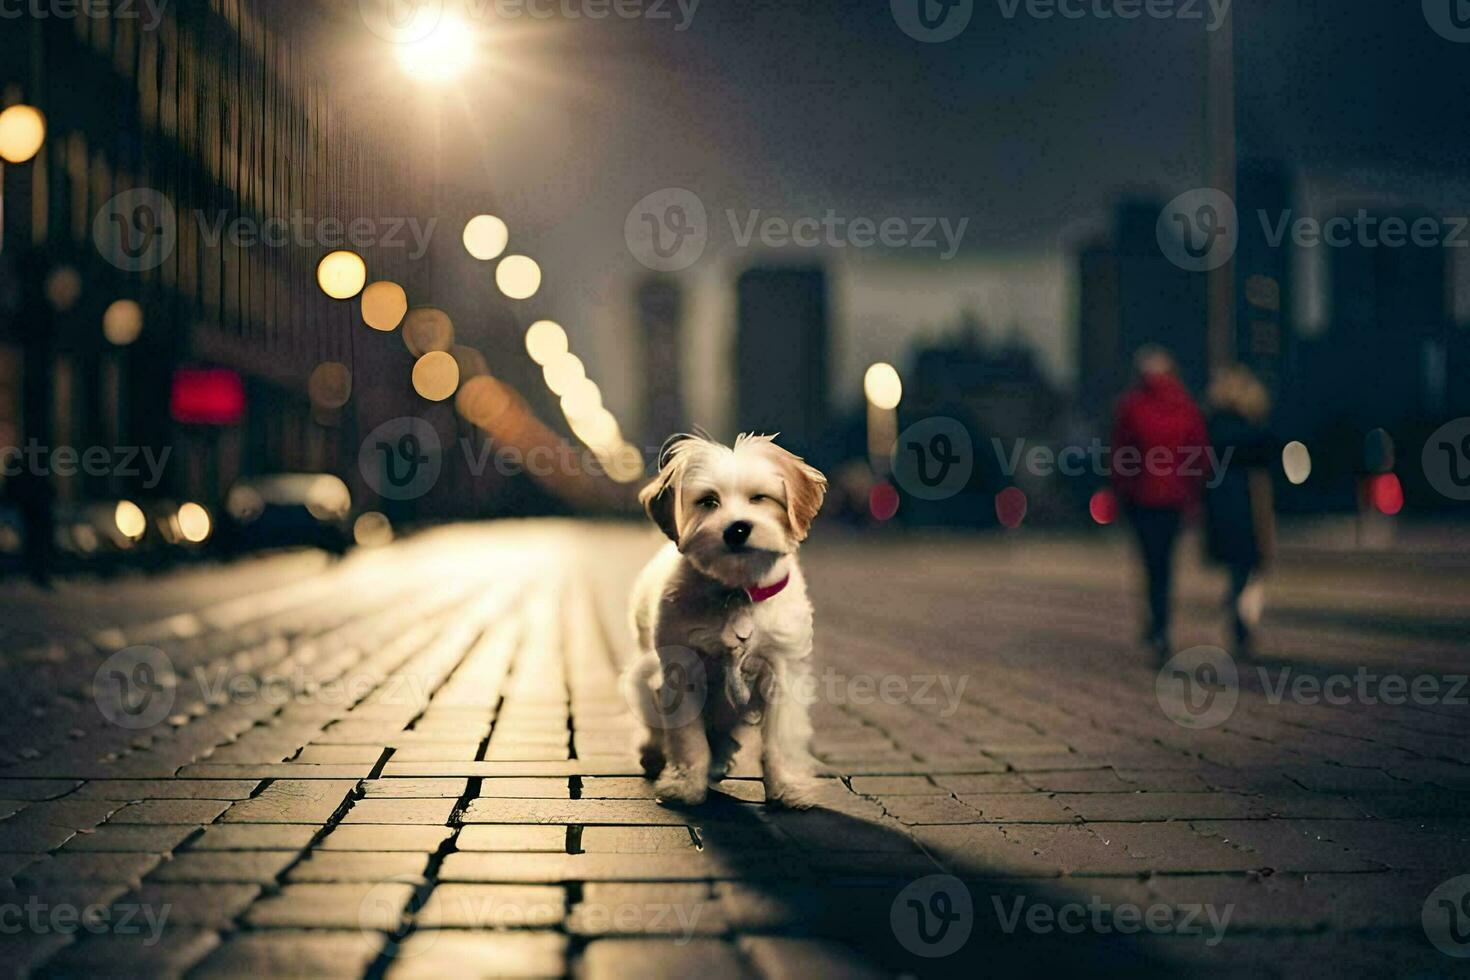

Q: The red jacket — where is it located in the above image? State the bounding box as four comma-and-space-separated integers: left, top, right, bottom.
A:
1110, 373, 1209, 511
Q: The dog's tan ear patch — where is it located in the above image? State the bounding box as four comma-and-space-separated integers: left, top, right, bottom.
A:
639, 435, 697, 542
770, 446, 827, 543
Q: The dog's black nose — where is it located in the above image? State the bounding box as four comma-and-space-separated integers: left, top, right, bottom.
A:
723, 521, 753, 549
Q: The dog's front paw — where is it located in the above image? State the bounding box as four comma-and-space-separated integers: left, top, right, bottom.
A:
655, 768, 708, 807
764, 775, 822, 810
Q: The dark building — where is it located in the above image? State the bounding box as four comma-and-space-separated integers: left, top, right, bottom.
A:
1076, 199, 1209, 419
734, 266, 828, 454
0, 2, 427, 573
1232, 160, 1296, 399
635, 275, 685, 447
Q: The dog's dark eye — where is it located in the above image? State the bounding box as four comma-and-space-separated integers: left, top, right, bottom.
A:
697, 495, 719, 510
750, 494, 770, 504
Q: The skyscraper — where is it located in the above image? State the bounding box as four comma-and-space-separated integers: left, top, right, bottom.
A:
734, 266, 829, 453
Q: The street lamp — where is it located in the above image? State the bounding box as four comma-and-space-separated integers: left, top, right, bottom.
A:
0, 105, 45, 164
396, 13, 476, 84
864, 362, 902, 469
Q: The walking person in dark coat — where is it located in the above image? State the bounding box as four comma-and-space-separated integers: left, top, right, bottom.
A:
1203, 365, 1277, 660
1111, 346, 1209, 663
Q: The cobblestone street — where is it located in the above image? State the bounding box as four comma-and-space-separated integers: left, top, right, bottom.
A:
1, 522, 1469, 977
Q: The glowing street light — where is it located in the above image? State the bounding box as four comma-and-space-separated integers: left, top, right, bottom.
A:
361, 281, 408, 331
463, 215, 509, 261
317, 250, 367, 300
864, 362, 903, 410
496, 255, 541, 300
413, 350, 460, 402
396, 13, 476, 83
102, 300, 144, 346
525, 320, 568, 365
0, 105, 45, 164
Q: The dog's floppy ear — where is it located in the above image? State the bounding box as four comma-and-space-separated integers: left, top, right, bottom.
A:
767, 441, 828, 542
639, 434, 695, 542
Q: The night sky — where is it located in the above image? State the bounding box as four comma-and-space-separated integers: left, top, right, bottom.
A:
283, 0, 1470, 430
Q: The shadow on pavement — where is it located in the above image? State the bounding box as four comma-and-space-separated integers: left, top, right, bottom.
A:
687, 791, 1191, 978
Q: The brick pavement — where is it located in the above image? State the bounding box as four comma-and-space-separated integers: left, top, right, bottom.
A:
0, 522, 1467, 977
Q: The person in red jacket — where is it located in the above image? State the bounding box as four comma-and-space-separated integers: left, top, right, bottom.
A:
1110, 346, 1209, 662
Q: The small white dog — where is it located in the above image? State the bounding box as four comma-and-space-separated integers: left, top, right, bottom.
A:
622, 433, 828, 808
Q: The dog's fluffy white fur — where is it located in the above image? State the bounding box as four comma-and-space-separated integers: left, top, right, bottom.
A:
622, 434, 828, 808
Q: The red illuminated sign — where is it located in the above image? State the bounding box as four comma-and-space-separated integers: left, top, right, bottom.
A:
170, 368, 245, 425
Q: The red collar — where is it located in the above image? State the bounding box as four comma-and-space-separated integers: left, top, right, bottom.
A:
746, 574, 790, 603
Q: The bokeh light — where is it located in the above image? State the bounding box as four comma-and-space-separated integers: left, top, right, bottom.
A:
605, 444, 646, 484
114, 500, 147, 541
451, 345, 489, 382
45, 266, 81, 312
1369, 473, 1404, 516
572, 409, 620, 453
1282, 441, 1312, 485
1088, 487, 1117, 525
864, 362, 903, 410
995, 487, 1028, 529
316, 250, 367, 300
353, 511, 394, 548
869, 482, 900, 521
560, 378, 603, 421
463, 215, 509, 261
413, 350, 460, 402
361, 281, 408, 332
102, 300, 144, 346
456, 375, 515, 428
543, 352, 586, 397
0, 105, 46, 164
525, 320, 569, 365
402, 307, 455, 357
308, 362, 352, 411
305, 476, 352, 522
496, 255, 542, 300
177, 502, 212, 544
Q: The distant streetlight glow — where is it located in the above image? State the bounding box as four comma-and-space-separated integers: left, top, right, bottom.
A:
0, 105, 46, 163
496, 255, 542, 300
413, 350, 460, 402
317, 250, 367, 300
543, 352, 586, 397
864, 362, 903, 410
463, 215, 509, 260
308, 362, 352, 410
114, 501, 147, 541
525, 320, 568, 365
103, 300, 144, 346
402, 307, 455, 357
177, 503, 212, 544
396, 13, 476, 83
362, 281, 408, 331
1282, 441, 1312, 485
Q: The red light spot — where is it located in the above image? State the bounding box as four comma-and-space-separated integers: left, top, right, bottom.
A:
869, 482, 900, 522
1370, 473, 1404, 516
1089, 488, 1118, 526
171, 368, 246, 425
995, 487, 1027, 529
